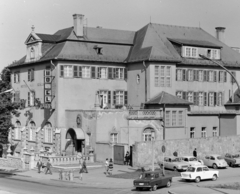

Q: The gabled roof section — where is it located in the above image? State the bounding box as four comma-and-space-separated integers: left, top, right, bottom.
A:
145, 91, 192, 105
25, 32, 42, 45
36, 33, 61, 43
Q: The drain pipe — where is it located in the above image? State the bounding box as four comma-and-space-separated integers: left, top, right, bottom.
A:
143, 61, 147, 102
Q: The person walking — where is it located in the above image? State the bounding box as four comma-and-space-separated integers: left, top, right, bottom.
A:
124, 151, 130, 165
79, 158, 84, 181
105, 158, 109, 175
193, 148, 197, 158
36, 159, 42, 173
45, 159, 52, 175
82, 157, 88, 173
108, 158, 113, 175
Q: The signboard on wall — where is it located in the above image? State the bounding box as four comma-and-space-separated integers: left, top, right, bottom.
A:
44, 68, 53, 109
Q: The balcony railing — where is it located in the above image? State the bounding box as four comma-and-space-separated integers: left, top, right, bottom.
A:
128, 110, 162, 120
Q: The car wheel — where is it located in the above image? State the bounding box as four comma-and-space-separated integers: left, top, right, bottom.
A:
166, 180, 171, 188
195, 176, 201, 183
229, 162, 233, 167
212, 174, 217, 181
152, 185, 157, 191
212, 163, 218, 169
173, 167, 177, 171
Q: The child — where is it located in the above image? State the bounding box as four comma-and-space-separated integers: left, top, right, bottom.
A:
108, 158, 113, 175
105, 158, 109, 175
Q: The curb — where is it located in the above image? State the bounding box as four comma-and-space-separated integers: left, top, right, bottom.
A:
0, 171, 31, 178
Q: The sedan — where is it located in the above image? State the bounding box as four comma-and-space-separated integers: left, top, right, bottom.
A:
181, 165, 219, 183
133, 171, 172, 191
224, 153, 240, 167
158, 156, 189, 171
202, 155, 228, 169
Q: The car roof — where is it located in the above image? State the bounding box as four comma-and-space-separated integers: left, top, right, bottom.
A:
189, 165, 207, 168
205, 154, 221, 157
181, 156, 195, 158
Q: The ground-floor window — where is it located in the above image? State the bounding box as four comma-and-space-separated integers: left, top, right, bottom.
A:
110, 133, 118, 144
143, 128, 155, 141
201, 127, 206, 138
212, 127, 218, 137
190, 127, 195, 138
29, 121, 36, 141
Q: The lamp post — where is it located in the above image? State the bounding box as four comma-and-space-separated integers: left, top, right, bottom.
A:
199, 54, 240, 101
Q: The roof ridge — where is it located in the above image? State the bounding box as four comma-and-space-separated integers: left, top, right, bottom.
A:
151, 23, 200, 29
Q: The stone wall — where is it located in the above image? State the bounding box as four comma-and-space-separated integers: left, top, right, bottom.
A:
0, 156, 23, 169
133, 135, 240, 167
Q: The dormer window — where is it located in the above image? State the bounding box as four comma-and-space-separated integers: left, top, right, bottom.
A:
207, 49, 211, 58
30, 47, 35, 59
93, 45, 103, 55
184, 47, 198, 58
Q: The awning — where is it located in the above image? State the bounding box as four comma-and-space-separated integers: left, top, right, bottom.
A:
66, 128, 85, 140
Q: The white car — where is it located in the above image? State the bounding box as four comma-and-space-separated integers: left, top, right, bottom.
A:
158, 156, 189, 171
181, 156, 203, 166
202, 155, 228, 169
181, 165, 219, 183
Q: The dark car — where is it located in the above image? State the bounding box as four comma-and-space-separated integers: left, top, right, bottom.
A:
133, 171, 172, 191
224, 153, 240, 167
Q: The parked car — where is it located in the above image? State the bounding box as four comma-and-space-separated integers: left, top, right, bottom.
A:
133, 171, 172, 191
224, 153, 240, 167
158, 156, 189, 171
181, 165, 219, 183
180, 156, 203, 166
202, 154, 228, 169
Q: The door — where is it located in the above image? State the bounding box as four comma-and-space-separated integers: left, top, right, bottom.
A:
114, 145, 124, 165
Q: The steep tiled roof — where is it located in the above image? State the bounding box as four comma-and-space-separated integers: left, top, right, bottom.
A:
36, 34, 60, 42
145, 91, 192, 105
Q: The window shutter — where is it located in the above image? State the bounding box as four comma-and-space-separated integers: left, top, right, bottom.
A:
217, 92, 221, 106
193, 70, 196, 81
204, 92, 207, 106
31, 69, 34, 81
108, 68, 112, 79
224, 72, 227, 82
182, 69, 186, 81
124, 91, 128, 105
78, 66, 82, 78
206, 71, 209, 81
231, 71, 236, 83
113, 68, 116, 79
14, 73, 16, 83
60, 66, 64, 77
208, 93, 210, 106
193, 92, 197, 105
113, 91, 116, 105
196, 92, 199, 105
108, 91, 111, 106
219, 71, 221, 82
196, 70, 199, 81
28, 92, 30, 106
73, 66, 78, 77
186, 70, 189, 81
176, 69, 178, 81
97, 67, 101, 78
91, 67, 96, 79
182, 91, 186, 100
214, 71, 217, 82
176, 91, 178, 97
28, 69, 31, 81
203, 71, 207, 81
214, 92, 217, 106
222, 91, 225, 105
124, 68, 127, 80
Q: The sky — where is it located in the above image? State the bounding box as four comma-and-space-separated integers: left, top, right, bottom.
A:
1, 0, 240, 71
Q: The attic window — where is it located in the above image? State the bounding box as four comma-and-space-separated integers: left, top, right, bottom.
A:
93, 45, 103, 55
207, 49, 211, 58
30, 47, 35, 59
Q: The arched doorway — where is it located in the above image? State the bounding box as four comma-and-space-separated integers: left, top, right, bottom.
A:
65, 128, 85, 155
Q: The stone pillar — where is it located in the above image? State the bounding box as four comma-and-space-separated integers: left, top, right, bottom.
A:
88, 147, 94, 163
7, 143, 12, 157
30, 147, 35, 169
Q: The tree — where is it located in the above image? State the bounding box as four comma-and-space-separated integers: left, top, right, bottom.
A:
0, 67, 19, 144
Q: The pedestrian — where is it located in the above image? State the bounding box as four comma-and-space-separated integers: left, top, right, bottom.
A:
79, 158, 84, 181
193, 148, 197, 158
82, 157, 88, 173
36, 159, 42, 173
108, 158, 113, 175
105, 158, 109, 175
173, 150, 178, 157
45, 159, 52, 175
124, 151, 130, 165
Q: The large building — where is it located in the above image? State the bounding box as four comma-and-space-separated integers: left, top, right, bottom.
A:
8, 14, 240, 162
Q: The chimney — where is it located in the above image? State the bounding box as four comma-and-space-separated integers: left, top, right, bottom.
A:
215, 27, 226, 43
73, 14, 84, 37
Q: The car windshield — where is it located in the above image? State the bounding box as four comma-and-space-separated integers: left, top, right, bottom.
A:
217, 156, 223, 160
186, 167, 195, 172
140, 173, 155, 179
189, 157, 197, 161
173, 157, 182, 162
232, 154, 240, 158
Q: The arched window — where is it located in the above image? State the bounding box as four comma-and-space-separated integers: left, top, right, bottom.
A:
29, 121, 36, 141
44, 122, 52, 143
15, 121, 21, 140
30, 47, 35, 59
143, 127, 155, 141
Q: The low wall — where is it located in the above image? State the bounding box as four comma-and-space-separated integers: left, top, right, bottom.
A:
133, 135, 240, 167
0, 156, 23, 169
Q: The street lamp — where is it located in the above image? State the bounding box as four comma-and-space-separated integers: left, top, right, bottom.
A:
199, 54, 240, 101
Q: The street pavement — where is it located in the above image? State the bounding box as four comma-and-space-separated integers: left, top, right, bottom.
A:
0, 164, 240, 194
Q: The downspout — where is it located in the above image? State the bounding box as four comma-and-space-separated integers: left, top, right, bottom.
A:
143, 61, 147, 102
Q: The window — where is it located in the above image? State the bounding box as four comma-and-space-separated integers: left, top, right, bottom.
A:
208, 92, 214, 106
176, 91, 182, 99
176, 69, 182, 81
110, 133, 118, 143
44, 122, 52, 143
209, 71, 214, 82
113, 91, 127, 106
14, 91, 20, 103
143, 128, 155, 141
193, 92, 199, 105
212, 49, 219, 59
218, 92, 223, 106
29, 121, 36, 141
199, 92, 204, 106
99, 90, 111, 108
192, 48, 197, 57
198, 70, 203, 81
28, 69, 34, 82
201, 127, 206, 138
186, 47, 191, 57
82, 66, 91, 78
187, 92, 193, 103
98, 67, 107, 79
165, 111, 170, 126
30, 47, 35, 59
15, 121, 21, 140
231, 71, 236, 84
155, 66, 171, 87
137, 74, 140, 84
188, 70, 193, 81
219, 71, 227, 82
213, 127, 218, 137
28, 91, 35, 106
172, 111, 177, 126
14, 72, 20, 83
207, 49, 211, 58
115, 68, 124, 79
178, 111, 183, 126
185, 47, 198, 58
60, 65, 73, 78
190, 127, 195, 138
